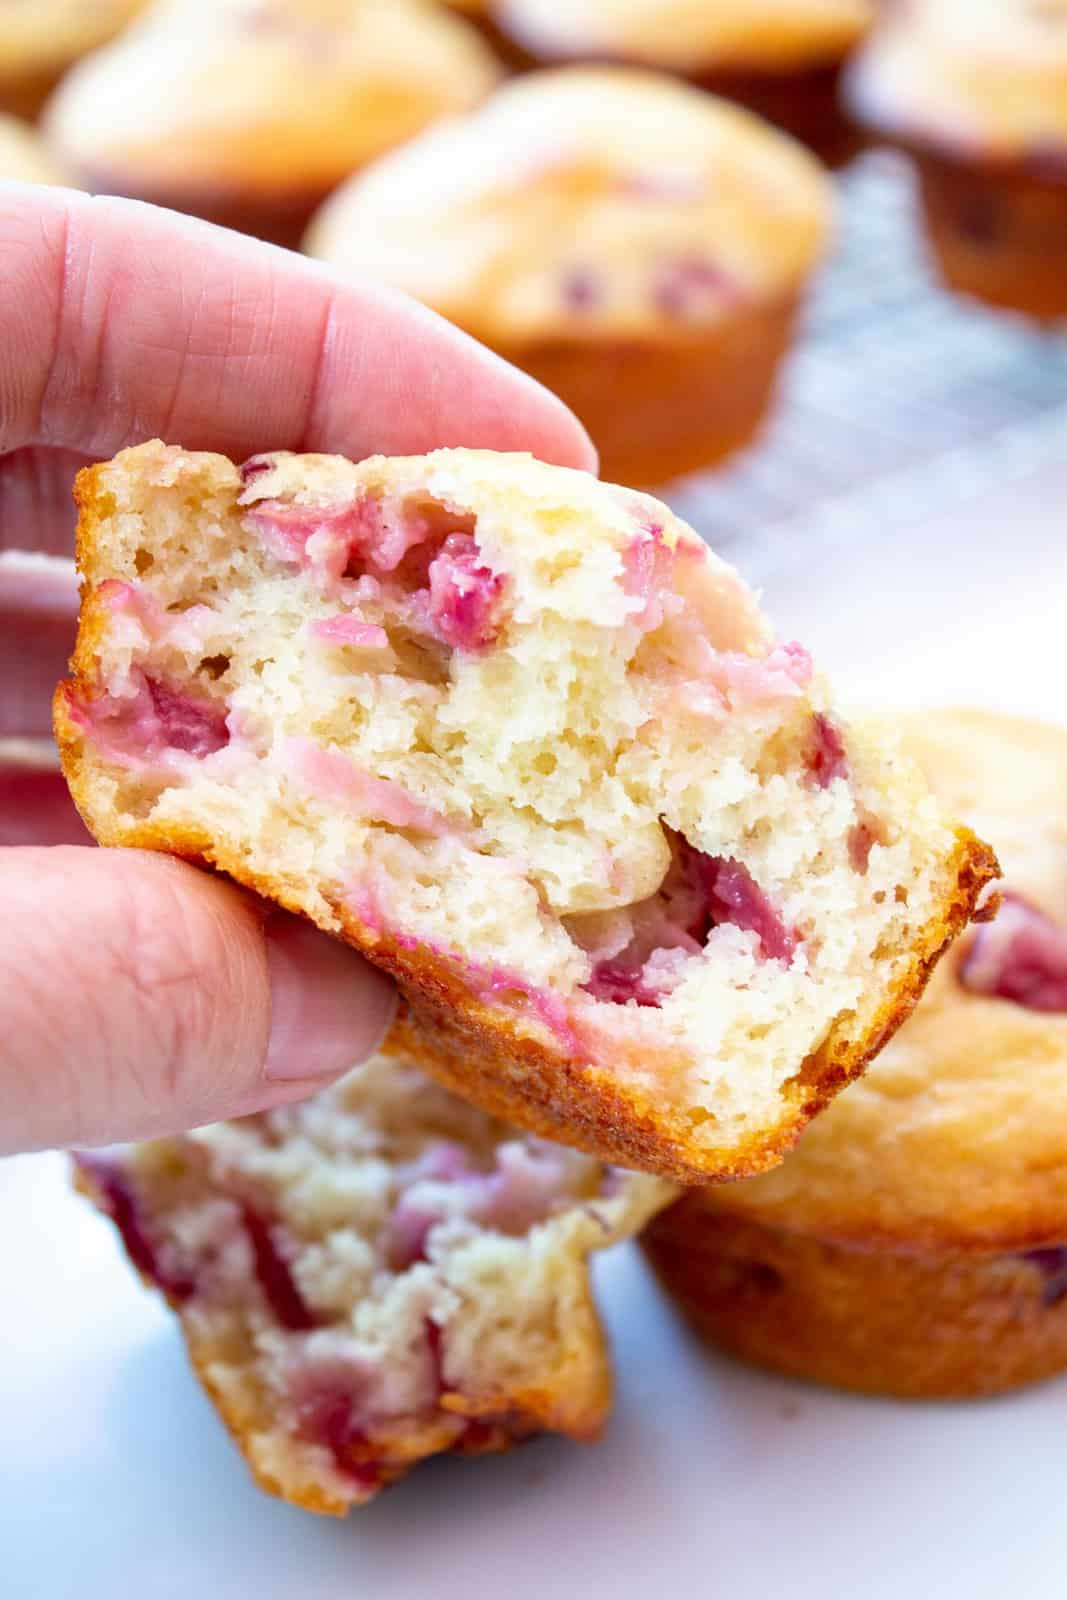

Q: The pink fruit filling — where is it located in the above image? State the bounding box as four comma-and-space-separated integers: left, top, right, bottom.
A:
242, 1208, 318, 1332
294, 1381, 385, 1490
423, 533, 507, 653
959, 893, 1067, 1013
69, 672, 230, 766
806, 713, 849, 789
560, 267, 602, 310
76, 1155, 195, 1303
847, 817, 882, 875
144, 678, 230, 757
579, 831, 797, 1007
424, 1317, 447, 1400
243, 484, 508, 654
385, 1140, 585, 1270
1022, 1247, 1067, 1309
652, 255, 736, 317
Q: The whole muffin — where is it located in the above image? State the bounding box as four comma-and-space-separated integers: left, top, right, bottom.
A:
43, 0, 501, 248
306, 68, 833, 486
493, 0, 875, 165
438, 0, 523, 63
645, 708, 1067, 1400
846, 0, 1067, 320
0, 0, 144, 121
0, 112, 72, 185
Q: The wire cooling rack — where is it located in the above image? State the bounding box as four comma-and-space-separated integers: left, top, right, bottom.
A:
669, 151, 1067, 584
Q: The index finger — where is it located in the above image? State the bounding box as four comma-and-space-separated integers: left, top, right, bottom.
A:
0, 183, 596, 471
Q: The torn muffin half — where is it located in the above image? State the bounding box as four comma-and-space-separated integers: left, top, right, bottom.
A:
74, 1053, 672, 1515
56, 442, 997, 1183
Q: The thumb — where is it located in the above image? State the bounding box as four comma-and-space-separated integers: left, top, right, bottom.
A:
0, 846, 397, 1155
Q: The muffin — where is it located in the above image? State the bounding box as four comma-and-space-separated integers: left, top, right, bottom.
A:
0, 0, 143, 121
55, 441, 995, 1184
437, 0, 523, 64
75, 1052, 673, 1513
44, 0, 501, 248
846, 0, 1067, 320
307, 69, 833, 486
0, 111, 72, 185
645, 709, 1067, 1400
493, 0, 875, 165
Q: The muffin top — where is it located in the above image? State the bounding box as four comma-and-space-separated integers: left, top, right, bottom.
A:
712, 708, 1067, 1253
847, 0, 1067, 157
0, 112, 71, 184
497, 0, 873, 73
0, 0, 144, 81
44, 0, 501, 194
306, 67, 833, 344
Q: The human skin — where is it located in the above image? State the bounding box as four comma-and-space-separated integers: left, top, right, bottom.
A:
0, 182, 594, 1156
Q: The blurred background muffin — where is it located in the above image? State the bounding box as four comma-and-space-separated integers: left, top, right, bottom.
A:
492, 0, 875, 165
644, 709, 1067, 1400
0, 0, 144, 121
846, 0, 1067, 320
307, 66, 832, 486
43, 0, 502, 248
437, 0, 525, 64
0, 111, 72, 186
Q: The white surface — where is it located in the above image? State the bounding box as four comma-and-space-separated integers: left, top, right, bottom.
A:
4, 465, 1067, 1599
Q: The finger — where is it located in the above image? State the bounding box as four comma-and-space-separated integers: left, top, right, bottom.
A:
0, 183, 597, 471
0, 551, 79, 738
0, 847, 397, 1154
0, 445, 91, 556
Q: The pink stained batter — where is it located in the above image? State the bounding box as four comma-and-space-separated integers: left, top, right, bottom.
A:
622, 523, 678, 632
310, 614, 390, 651
287, 737, 452, 836
708, 640, 813, 710
245, 500, 368, 585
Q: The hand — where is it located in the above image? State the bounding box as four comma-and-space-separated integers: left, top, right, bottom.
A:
0, 182, 595, 1156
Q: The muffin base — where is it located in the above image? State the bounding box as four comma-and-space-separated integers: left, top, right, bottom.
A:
0, 71, 63, 123
914, 149, 1067, 323
75, 167, 335, 250
500, 293, 798, 488
643, 1199, 1067, 1399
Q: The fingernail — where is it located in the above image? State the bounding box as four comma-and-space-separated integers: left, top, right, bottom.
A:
263, 913, 397, 1082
